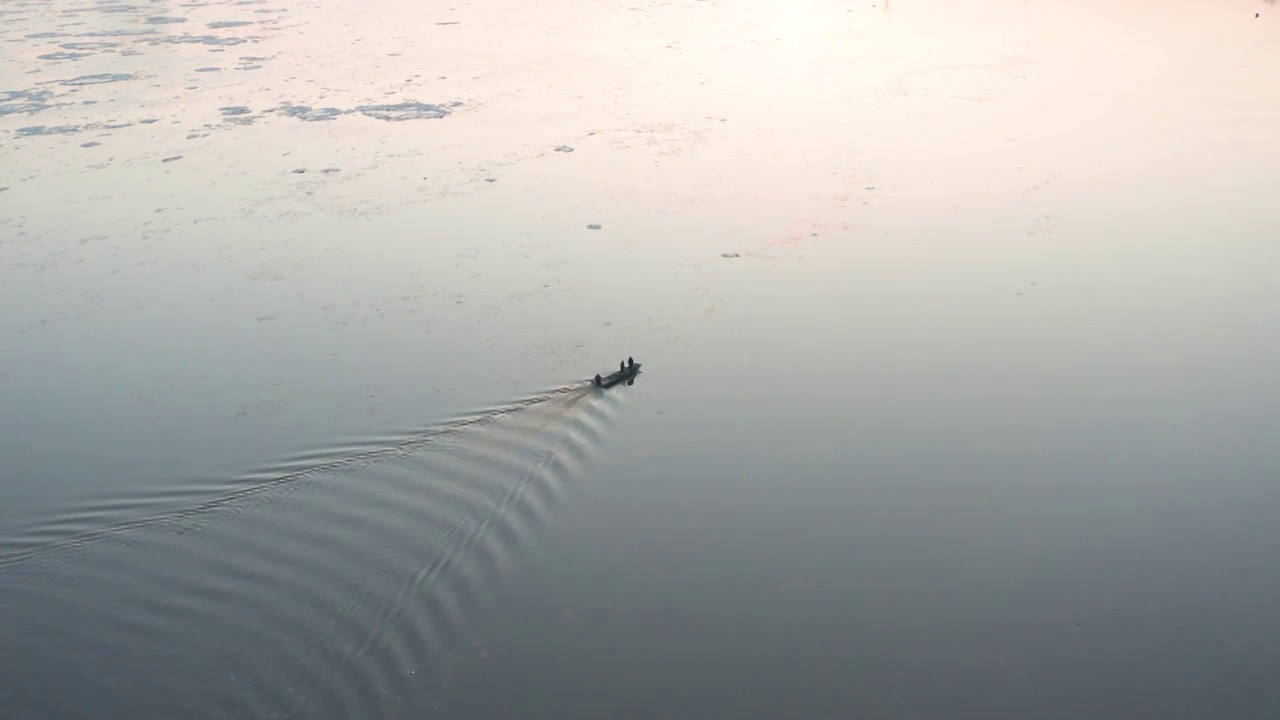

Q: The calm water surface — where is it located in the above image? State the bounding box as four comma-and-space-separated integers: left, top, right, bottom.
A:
2, 0, 1278, 717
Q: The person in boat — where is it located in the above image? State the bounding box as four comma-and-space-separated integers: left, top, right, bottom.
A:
627, 356, 634, 368
594, 374, 602, 386
620, 361, 625, 372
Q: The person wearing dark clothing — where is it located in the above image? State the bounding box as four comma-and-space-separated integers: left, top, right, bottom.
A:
620, 361, 625, 372
594, 374, 603, 386
627, 357, 634, 368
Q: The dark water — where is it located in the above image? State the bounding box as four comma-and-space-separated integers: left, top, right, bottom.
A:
3, 0, 1280, 718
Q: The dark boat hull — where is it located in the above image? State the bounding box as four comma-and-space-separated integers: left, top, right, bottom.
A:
595, 363, 640, 388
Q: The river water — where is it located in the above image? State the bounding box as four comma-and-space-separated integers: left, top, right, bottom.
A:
2, 1, 1278, 718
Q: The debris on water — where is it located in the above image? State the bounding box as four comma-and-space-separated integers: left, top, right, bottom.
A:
321, 167, 341, 174
292, 168, 306, 174
554, 145, 575, 153
0, 187, 9, 193
483, 177, 496, 183
139, 118, 159, 124
161, 155, 184, 163
80, 141, 100, 148
721, 252, 740, 258
586, 224, 602, 230
865, 186, 876, 190
195, 67, 222, 73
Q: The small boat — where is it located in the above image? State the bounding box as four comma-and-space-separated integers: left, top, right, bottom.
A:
593, 361, 641, 388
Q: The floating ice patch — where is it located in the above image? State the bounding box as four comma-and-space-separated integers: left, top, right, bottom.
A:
60, 73, 134, 86
60, 41, 120, 50
0, 90, 57, 117
355, 102, 450, 121
1, 105, 53, 117
208, 21, 253, 29
278, 104, 342, 121
1, 90, 53, 103
79, 29, 157, 37
153, 35, 248, 46
16, 125, 82, 136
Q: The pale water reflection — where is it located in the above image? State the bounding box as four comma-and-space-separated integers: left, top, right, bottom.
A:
1, 0, 1278, 718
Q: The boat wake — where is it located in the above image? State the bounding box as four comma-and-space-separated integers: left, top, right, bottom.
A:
0, 382, 591, 570
0, 379, 626, 718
